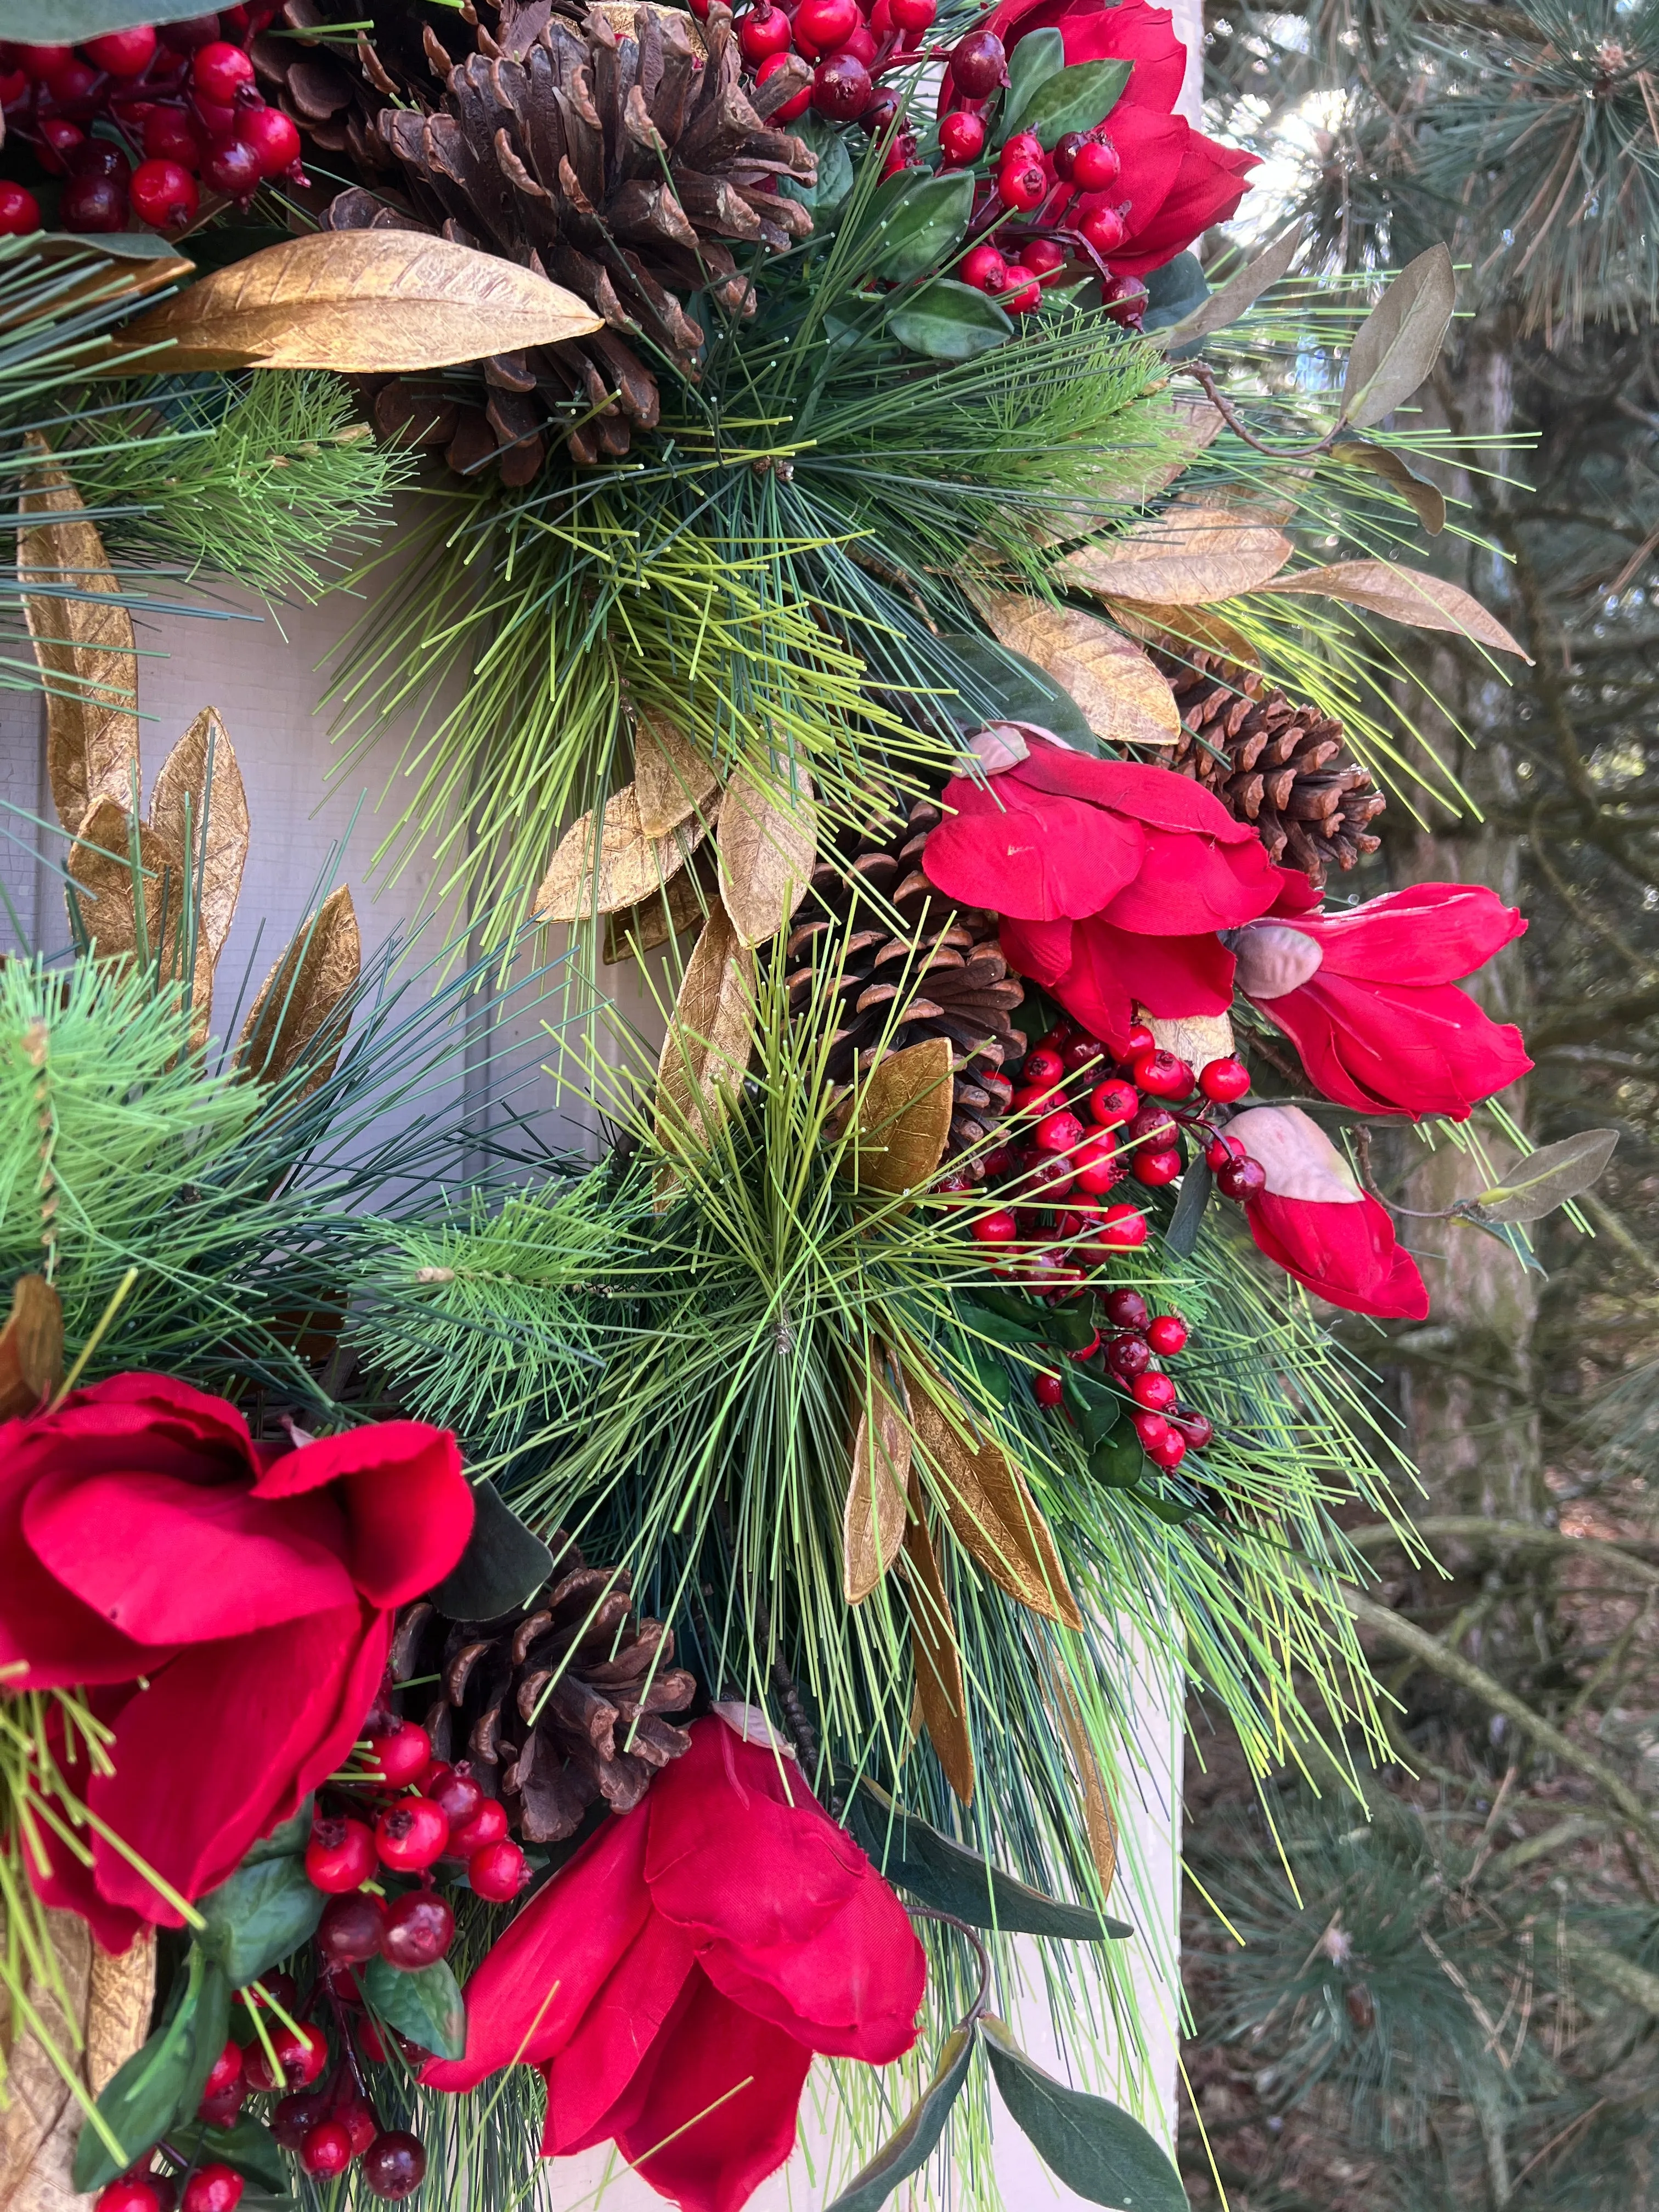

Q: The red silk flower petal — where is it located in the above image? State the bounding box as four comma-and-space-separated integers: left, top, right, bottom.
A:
1269, 865, 1324, 916
1098, 825, 1279, 934
425, 1813, 654, 2090
1293, 883, 1527, 986
1080, 918, 1237, 1017
541, 1910, 697, 2154
1034, 921, 1136, 1054
252, 1421, 472, 1607
1010, 747, 1259, 843
1246, 1190, 1429, 1319
1110, 134, 1259, 277
997, 914, 1075, 992
966, 0, 1186, 111
63, 1372, 264, 1466
697, 1874, 926, 2062
1091, 101, 1190, 239
1263, 974, 1532, 1119
924, 777, 1143, 921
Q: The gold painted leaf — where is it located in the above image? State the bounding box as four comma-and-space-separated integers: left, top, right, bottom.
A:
1061, 506, 1292, 606
534, 786, 707, 922
603, 845, 718, 965
634, 713, 720, 841
654, 896, 755, 1167
66, 799, 207, 1028
844, 1352, 911, 1604
715, 761, 817, 949
1053, 1673, 1118, 1898
238, 884, 360, 1093
1148, 1011, 1234, 1071
0, 1273, 62, 1421
836, 1037, 953, 1201
901, 1475, 974, 1806
1105, 598, 1261, 673
148, 707, 249, 962
111, 230, 603, 373
1262, 561, 1530, 658
982, 594, 1182, 748
19, 438, 139, 834
905, 1362, 1084, 1631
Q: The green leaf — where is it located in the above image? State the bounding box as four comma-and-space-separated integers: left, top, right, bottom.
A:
1462, 1128, 1618, 1224
1140, 252, 1211, 334
1043, 1307, 1098, 1354
75, 1950, 232, 2192
980, 2017, 1187, 2208
241, 1797, 313, 1865
964, 1338, 1013, 1405
359, 1954, 467, 2059
934, 630, 1096, 750
198, 1852, 326, 1987
1341, 243, 1456, 431
849, 1784, 1132, 1940
994, 27, 1067, 147
1328, 435, 1446, 534
1013, 59, 1132, 151
782, 112, 856, 223
867, 170, 975, 284
1157, 223, 1302, 351
1453, 1212, 1547, 1273
1089, 1430, 1145, 1489
41, 227, 189, 260
168, 2115, 294, 2196
0, 0, 187, 32
888, 278, 1014, 362
1062, 1367, 1122, 1451
823, 2024, 979, 2210
431, 1477, 555, 1620
1164, 1155, 1211, 1259
968, 1287, 1052, 1336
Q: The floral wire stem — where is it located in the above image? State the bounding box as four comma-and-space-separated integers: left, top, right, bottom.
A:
909, 1906, 992, 2025
1179, 361, 1347, 458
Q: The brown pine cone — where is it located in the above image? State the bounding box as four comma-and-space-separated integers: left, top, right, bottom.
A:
1161, 652, 1386, 888
788, 792, 1028, 1169
391, 1534, 696, 1843
321, 3, 816, 481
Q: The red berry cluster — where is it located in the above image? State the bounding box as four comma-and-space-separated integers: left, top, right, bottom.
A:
96, 2164, 244, 2212
721, 0, 935, 155
0, 13, 305, 240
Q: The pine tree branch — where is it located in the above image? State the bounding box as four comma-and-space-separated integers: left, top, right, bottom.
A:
1347, 1517, 1659, 1590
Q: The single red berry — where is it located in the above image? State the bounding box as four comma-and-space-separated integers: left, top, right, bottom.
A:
794, 0, 859, 50
812, 50, 870, 117
44, 57, 106, 112
1146, 1312, 1187, 1356
1061, 1035, 1101, 1071
972, 1207, 1020, 1245
191, 39, 253, 100
427, 1759, 485, 1833
1216, 1155, 1267, 1201
202, 2040, 244, 2102
1023, 237, 1066, 277
317, 1888, 387, 1963
36, 118, 87, 173
1132, 1370, 1176, 1413
1168, 1407, 1214, 1450
470, 1839, 530, 1901
1131, 1408, 1171, 1451
449, 1797, 510, 1854
375, 1797, 449, 1872
1205, 1130, 1247, 1172
367, 1719, 433, 1788
1199, 1055, 1250, 1104
1125, 1022, 1155, 1057
306, 1814, 377, 1892
1097, 1204, 1148, 1248
1071, 1132, 1120, 1195
0, 67, 27, 103
1088, 1079, 1138, 1127
271, 2089, 331, 2151
84, 26, 160, 73
190, 93, 239, 139
362, 2134, 427, 2202
756, 50, 810, 116
182, 2168, 242, 2212
18, 43, 74, 76
244, 2024, 327, 2093
1080, 205, 1129, 257
1070, 136, 1120, 190
142, 106, 204, 162
381, 1889, 455, 1970
1033, 1107, 1084, 1155
1144, 1424, 1187, 1469
1022, 1045, 1064, 1087
841, 20, 879, 61
60, 173, 130, 230
340, 2095, 380, 2157
300, 2122, 353, 2179
1052, 129, 1087, 179
1127, 1105, 1176, 1148
996, 161, 1047, 213
939, 109, 985, 165
890, 0, 935, 27
947, 26, 1005, 95
881, 126, 918, 176
979, 1141, 1020, 1181
998, 262, 1042, 312
1105, 272, 1149, 324
859, 84, 899, 132
1018, 1150, 1073, 1201
235, 101, 300, 177
0, 181, 41, 234
1133, 1146, 1182, 1188
1132, 1049, 1195, 1101
69, 141, 132, 182
1001, 129, 1042, 165
1104, 1288, 1150, 1330
203, 133, 263, 196
246, 1970, 297, 2011
739, 0, 793, 60
961, 242, 1010, 296
97, 2180, 162, 2212
1106, 1331, 1151, 1380
1032, 1370, 1064, 1408
196, 2083, 244, 2128
161, 15, 225, 52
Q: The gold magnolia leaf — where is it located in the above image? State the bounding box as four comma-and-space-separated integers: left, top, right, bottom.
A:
148, 707, 250, 962
111, 231, 603, 374
1262, 561, 1531, 658
844, 1352, 911, 1605
1105, 597, 1262, 674
982, 593, 1182, 748
901, 1474, 974, 1806
0, 1273, 63, 1421
1053, 1673, 1118, 1898
834, 1037, 953, 1203
534, 786, 707, 922
602, 845, 719, 965
1062, 506, 1292, 606
715, 761, 817, 950
66, 797, 199, 988
19, 437, 139, 834
634, 713, 720, 841
905, 1362, 1084, 1631
239, 884, 360, 1093
654, 896, 756, 1177
1148, 1010, 1234, 1070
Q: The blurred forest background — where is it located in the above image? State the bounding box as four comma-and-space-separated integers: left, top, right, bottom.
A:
1178, 2, 1659, 2206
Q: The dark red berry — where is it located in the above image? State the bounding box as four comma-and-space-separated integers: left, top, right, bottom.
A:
235, 100, 300, 178
84, 26, 159, 74
362, 2134, 427, 2201
196, 2084, 244, 2128
1105, 273, 1149, 324
972, 1208, 1019, 1245
306, 1815, 377, 1892
18, 43, 74, 76
59, 173, 129, 230
469, 1839, 529, 1901
381, 1889, 454, 1970
271, 2090, 331, 2151
1104, 1288, 1150, 1330
182, 2167, 242, 2212
812, 50, 871, 118
1198, 1055, 1250, 1103
1216, 1155, 1267, 1201
425, 1759, 484, 1832
1062, 1036, 1101, 1073
37, 117, 87, 172
67, 141, 131, 181
1032, 1370, 1064, 1408
939, 110, 985, 165
142, 104, 204, 160
191, 39, 253, 101
340, 2094, 380, 2157
448, 1797, 510, 1854
374, 1798, 449, 1872
367, 1719, 433, 1788
1132, 1371, 1176, 1413
947, 26, 1005, 95
46, 58, 108, 115
1088, 1079, 1138, 1127
1133, 1146, 1182, 1188
244, 2023, 326, 2092
1106, 1333, 1151, 1380
0, 180, 41, 233
300, 2122, 353, 2178
246, 1970, 297, 2011
1168, 1408, 1214, 1450
97, 2181, 162, 2212
1052, 130, 1087, 179
1146, 1313, 1187, 1356
317, 1889, 387, 1963
160, 16, 224, 52
202, 134, 262, 196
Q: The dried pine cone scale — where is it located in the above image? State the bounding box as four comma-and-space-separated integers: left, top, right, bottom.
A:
392, 1535, 696, 1844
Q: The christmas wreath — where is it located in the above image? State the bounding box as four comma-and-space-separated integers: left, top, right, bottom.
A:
0, 3, 1621, 2210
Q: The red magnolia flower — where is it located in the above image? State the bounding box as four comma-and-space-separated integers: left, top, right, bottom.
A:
1226, 1105, 1429, 1319
922, 738, 1280, 1052
2, 1374, 470, 1942
425, 1715, 926, 2212
1235, 882, 1532, 1119
948, 0, 1258, 278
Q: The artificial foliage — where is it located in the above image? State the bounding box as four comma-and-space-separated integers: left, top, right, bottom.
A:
0, 3, 1623, 2211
